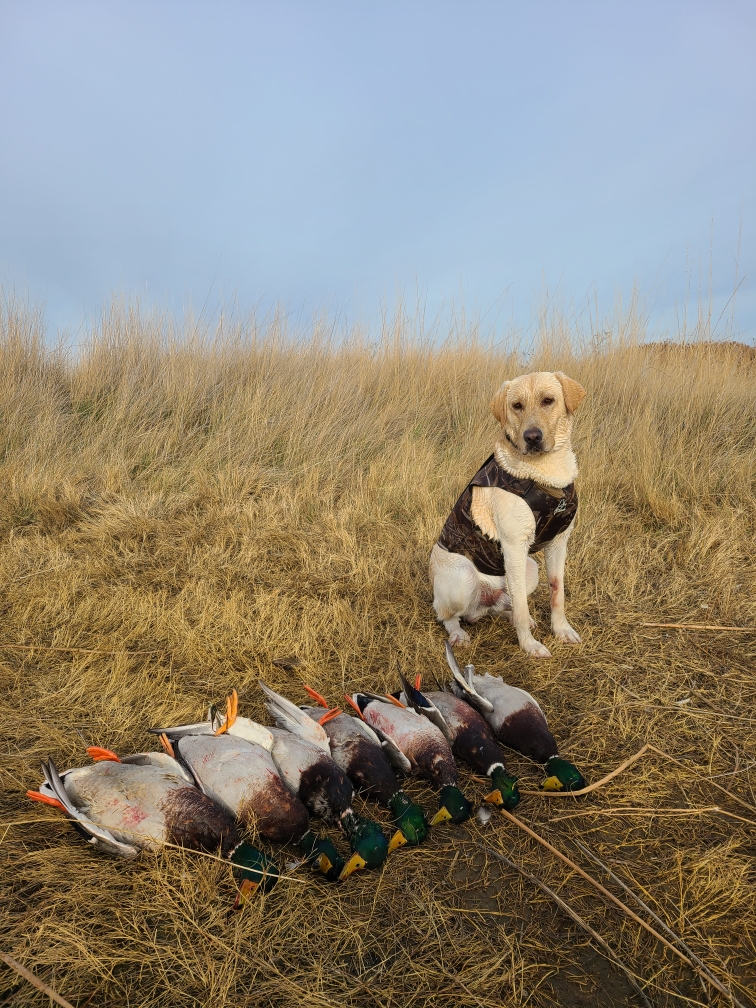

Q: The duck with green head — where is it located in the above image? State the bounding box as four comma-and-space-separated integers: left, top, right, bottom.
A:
397, 671, 521, 811
260, 682, 390, 879
349, 691, 472, 826
27, 746, 278, 904
298, 685, 429, 851
150, 691, 345, 881
445, 643, 586, 792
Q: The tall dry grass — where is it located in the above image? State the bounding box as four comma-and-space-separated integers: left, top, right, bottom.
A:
1, 297, 755, 1007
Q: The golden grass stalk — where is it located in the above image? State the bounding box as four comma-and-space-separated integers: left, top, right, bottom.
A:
498, 809, 737, 1002
0, 952, 76, 1008
475, 843, 653, 1008
640, 623, 756, 632
572, 839, 745, 1008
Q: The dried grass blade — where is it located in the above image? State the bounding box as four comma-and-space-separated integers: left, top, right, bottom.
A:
524, 744, 756, 818
521, 742, 652, 796
474, 843, 653, 1008
498, 809, 734, 1001
0, 643, 161, 655
572, 839, 745, 1008
646, 745, 756, 817
0, 952, 76, 1008
640, 623, 755, 631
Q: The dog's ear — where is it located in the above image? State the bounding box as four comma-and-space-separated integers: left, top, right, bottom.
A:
554, 373, 586, 414
490, 382, 511, 424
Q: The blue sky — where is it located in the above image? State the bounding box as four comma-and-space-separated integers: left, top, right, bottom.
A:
1, 0, 754, 340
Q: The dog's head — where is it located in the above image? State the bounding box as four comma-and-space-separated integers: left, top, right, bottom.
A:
490, 371, 586, 455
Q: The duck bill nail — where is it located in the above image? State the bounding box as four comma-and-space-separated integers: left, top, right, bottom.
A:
430, 807, 452, 826
388, 830, 408, 853
339, 853, 367, 880
542, 775, 564, 791
233, 878, 259, 909
317, 853, 333, 875
483, 789, 503, 807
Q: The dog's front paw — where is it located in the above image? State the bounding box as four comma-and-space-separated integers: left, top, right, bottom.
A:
552, 622, 581, 644
448, 629, 471, 646
522, 638, 552, 659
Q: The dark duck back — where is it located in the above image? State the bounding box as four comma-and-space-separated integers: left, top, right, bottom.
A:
399, 676, 520, 810
444, 643, 586, 792
301, 696, 430, 849
260, 681, 404, 875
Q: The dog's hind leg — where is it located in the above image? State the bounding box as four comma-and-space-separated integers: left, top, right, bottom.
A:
430, 545, 480, 646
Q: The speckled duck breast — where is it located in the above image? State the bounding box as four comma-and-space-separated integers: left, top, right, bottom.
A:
436, 453, 577, 577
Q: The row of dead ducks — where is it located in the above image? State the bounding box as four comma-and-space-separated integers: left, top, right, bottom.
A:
30, 645, 585, 901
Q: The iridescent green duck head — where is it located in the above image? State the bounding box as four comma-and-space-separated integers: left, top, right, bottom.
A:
228, 842, 279, 905
484, 766, 521, 811
542, 756, 586, 792
297, 830, 345, 882
387, 790, 429, 851
431, 784, 472, 825
339, 813, 389, 879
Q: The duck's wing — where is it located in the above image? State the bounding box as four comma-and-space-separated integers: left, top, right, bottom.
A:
147, 719, 215, 739
227, 717, 275, 750
302, 706, 383, 747
259, 681, 330, 753
398, 672, 454, 742
38, 759, 140, 857
120, 751, 195, 784
347, 716, 382, 746
444, 642, 494, 713
351, 694, 412, 773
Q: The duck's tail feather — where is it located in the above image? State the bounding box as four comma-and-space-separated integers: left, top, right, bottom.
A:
39, 759, 140, 856
259, 680, 330, 752
147, 720, 215, 739
40, 759, 79, 818
398, 672, 454, 742
444, 642, 494, 712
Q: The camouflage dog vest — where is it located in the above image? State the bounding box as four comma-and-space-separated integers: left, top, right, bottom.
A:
436, 454, 578, 577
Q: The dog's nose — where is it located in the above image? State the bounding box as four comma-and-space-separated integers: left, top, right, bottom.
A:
523, 427, 543, 448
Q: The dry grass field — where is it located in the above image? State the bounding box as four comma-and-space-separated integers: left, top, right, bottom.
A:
1, 298, 755, 1007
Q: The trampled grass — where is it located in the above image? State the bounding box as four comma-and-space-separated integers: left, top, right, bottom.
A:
1, 298, 755, 1006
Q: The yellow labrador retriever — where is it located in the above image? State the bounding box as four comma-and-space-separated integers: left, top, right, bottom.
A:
429, 371, 585, 658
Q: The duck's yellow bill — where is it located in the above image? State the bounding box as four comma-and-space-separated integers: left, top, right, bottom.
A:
430, 806, 452, 826
388, 830, 408, 853
483, 788, 503, 806
233, 877, 259, 909
339, 852, 367, 880
317, 853, 333, 874
542, 775, 564, 791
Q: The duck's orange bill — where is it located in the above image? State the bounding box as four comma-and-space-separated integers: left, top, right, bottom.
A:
304, 685, 329, 708
414, 674, 422, 690
26, 790, 65, 810
318, 708, 342, 725
386, 695, 406, 709
159, 733, 175, 758
87, 746, 121, 762
343, 695, 365, 720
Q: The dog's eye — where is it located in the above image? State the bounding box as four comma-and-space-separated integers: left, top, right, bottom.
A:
542, 397, 555, 406
511, 402, 523, 411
